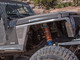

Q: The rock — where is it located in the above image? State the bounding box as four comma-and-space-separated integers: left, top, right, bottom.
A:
33, 9, 45, 14
35, 6, 40, 9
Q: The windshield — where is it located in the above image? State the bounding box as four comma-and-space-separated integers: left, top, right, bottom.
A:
6, 4, 35, 19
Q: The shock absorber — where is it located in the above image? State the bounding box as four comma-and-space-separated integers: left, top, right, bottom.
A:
43, 23, 53, 46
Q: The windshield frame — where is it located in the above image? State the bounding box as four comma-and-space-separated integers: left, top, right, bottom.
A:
4, 2, 35, 19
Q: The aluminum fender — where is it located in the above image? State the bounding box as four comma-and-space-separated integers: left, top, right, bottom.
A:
16, 12, 76, 25
16, 13, 69, 25
17, 17, 71, 26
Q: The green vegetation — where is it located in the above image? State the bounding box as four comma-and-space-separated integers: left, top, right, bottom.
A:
21, 0, 78, 9
69, 2, 74, 6
78, 1, 80, 6
55, 3, 64, 8
31, 0, 75, 9
21, 0, 80, 8
31, 0, 57, 9
64, 2, 69, 7
55, 2, 74, 9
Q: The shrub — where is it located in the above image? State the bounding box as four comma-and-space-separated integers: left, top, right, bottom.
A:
64, 2, 69, 7
78, 1, 80, 6
55, 3, 64, 8
32, 0, 57, 9
69, 2, 74, 6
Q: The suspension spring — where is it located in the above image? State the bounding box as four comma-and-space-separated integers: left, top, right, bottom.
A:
43, 23, 53, 46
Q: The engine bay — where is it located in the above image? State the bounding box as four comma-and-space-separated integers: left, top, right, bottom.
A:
26, 21, 73, 51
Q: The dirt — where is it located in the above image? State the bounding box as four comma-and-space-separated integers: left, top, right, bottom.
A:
50, 6, 80, 13
33, 6, 80, 14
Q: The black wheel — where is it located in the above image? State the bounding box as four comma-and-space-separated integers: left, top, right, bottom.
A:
4, 56, 13, 60
14, 56, 29, 60
30, 46, 78, 60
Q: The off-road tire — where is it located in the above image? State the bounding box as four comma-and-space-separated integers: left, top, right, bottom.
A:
30, 46, 78, 60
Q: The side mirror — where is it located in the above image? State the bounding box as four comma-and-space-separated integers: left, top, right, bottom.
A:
9, 20, 17, 28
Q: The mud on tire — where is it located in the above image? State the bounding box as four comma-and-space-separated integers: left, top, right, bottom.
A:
30, 46, 78, 60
